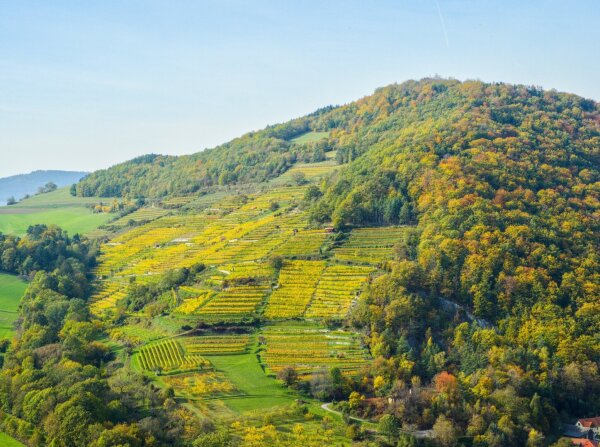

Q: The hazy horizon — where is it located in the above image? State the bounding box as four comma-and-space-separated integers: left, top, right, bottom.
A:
2, 0, 599, 178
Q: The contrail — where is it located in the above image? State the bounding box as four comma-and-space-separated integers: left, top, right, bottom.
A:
434, 0, 449, 48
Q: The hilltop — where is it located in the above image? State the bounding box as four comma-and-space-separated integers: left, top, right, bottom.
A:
0, 79, 598, 446
75, 78, 600, 322
0, 170, 87, 206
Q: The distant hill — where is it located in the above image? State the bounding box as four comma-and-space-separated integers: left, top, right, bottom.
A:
0, 170, 88, 206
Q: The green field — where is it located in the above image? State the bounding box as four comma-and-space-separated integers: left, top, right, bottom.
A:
8, 187, 100, 208
0, 432, 25, 447
0, 273, 27, 338
0, 207, 111, 237
206, 353, 295, 412
290, 131, 329, 144
0, 188, 111, 236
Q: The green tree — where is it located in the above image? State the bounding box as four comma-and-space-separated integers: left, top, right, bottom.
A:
303, 185, 323, 202
193, 431, 233, 447
378, 414, 401, 444
291, 171, 307, 185
397, 433, 417, 447
277, 366, 298, 387
433, 415, 457, 447
269, 255, 284, 271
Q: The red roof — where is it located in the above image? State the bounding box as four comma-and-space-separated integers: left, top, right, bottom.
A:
578, 417, 600, 428
571, 439, 598, 447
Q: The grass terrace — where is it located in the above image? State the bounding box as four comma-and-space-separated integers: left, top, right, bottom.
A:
205, 353, 295, 412
0, 432, 26, 447
0, 273, 27, 338
290, 130, 329, 144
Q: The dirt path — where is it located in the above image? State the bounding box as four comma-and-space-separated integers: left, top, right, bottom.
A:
321, 403, 434, 439
320, 402, 371, 423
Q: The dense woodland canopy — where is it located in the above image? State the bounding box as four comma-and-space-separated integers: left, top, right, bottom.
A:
74, 108, 334, 198
316, 80, 600, 444
1, 79, 599, 446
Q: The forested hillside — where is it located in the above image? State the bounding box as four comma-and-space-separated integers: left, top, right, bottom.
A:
73, 108, 334, 198
1, 79, 598, 446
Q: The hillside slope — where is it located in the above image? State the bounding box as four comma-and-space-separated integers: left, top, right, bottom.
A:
1, 79, 598, 446
75, 78, 600, 322
0, 170, 87, 205
0, 187, 113, 237
74, 111, 334, 198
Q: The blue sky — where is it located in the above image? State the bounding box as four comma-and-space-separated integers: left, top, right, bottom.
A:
1, 0, 598, 177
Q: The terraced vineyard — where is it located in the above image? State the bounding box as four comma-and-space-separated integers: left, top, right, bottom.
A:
272, 229, 328, 257
160, 196, 196, 208
90, 180, 390, 425
195, 283, 270, 321
91, 186, 311, 286
107, 207, 169, 228
173, 288, 216, 314
181, 334, 251, 355
264, 260, 326, 319
89, 279, 129, 314
137, 339, 211, 372
333, 226, 408, 264
163, 371, 237, 397
136, 338, 241, 400
269, 156, 339, 185
260, 324, 370, 378
219, 262, 274, 281
305, 264, 373, 318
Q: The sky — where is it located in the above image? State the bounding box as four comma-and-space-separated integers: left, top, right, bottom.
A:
1, 0, 599, 178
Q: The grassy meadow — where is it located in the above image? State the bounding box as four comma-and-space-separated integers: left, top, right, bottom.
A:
206, 353, 295, 412
290, 130, 329, 144
0, 432, 26, 447
7, 187, 100, 208
0, 273, 27, 338
0, 187, 111, 236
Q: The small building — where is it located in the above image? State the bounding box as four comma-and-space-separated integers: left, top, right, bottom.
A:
570, 439, 598, 447
577, 418, 600, 438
